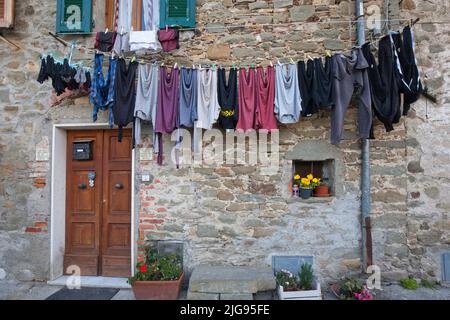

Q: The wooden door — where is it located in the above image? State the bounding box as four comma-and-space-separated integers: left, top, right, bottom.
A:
64, 129, 132, 277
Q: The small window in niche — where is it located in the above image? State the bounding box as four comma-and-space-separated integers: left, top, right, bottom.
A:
291, 160, 335, 196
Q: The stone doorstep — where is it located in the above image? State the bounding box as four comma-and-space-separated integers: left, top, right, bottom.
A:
187, 291, 254, 300
188, 265, 276, 296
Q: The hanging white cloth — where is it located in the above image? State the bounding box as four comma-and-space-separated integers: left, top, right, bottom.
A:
129, 30, 161, 53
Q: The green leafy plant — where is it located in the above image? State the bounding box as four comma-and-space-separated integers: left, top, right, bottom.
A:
420, 278, 440, 289
399, 277, 420, 290
128, 248, 182, 285
298, 263, 314, 290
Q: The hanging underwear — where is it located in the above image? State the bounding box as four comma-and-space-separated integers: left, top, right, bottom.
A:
95, 32, 117, 52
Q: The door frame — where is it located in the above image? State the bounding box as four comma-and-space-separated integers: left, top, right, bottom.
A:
50, 123, 137, 280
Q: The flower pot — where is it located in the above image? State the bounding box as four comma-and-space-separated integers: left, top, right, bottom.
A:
277, 280, 322, 300
314, 185, 331, 197
300, 188, 313, 199
132, 272, 184, 300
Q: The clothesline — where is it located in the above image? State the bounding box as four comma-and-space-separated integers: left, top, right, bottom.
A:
47, 18, 450, 36
46, 19, 413, 69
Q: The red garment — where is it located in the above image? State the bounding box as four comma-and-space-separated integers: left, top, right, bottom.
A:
158, 29, 179, 52
237, 68, 257, 132
255, 66, 278, 132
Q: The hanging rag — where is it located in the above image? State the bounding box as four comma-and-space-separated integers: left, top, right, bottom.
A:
95, 31, 117, 52
255, 66, 278, 132
274, 63, 302, 124
113, 58, 138, 142
155, 67, 180, 165
217, 67, 238, 130
330, 49, 372, 145
158, 29, 180, 52
134, 63, 159, 147
312, 56, 334, 109
236, 67, 257, 132
90, 53, 117, 127
113, 32, 130, 55
298, 60, 316, 117
179, 68, 198, 128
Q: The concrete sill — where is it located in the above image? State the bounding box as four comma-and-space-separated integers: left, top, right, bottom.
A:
287, 196, 335, 204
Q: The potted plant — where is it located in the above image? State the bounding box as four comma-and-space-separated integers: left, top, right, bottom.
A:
299, 174, 319, 199
276, 263, 322, 300
128, 248, 184, 300
314, 181, 330, 197
330, 277, 374, 300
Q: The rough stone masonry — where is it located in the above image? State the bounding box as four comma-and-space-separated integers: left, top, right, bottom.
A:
0, 0, 448, 284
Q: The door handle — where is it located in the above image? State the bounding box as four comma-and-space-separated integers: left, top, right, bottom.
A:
78, 183, 87, 190
115, 183, 124, 189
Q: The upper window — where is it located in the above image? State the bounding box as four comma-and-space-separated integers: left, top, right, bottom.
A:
105, 0, 196, 32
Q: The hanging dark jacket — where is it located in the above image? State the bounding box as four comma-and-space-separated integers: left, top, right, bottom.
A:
362, 37, 401, 133
394, 26, 423, 115
113, 58, 138, 142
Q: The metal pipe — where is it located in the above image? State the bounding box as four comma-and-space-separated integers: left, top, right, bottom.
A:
356, 0, 373, 273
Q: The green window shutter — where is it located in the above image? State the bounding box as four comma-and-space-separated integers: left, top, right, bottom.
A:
56, 0, 92, 33
160, 0, 196, 29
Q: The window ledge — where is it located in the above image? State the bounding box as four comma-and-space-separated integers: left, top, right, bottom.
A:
287, 196, 336, 204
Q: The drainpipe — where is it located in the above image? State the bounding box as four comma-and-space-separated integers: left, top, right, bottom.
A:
356, 0, 373, 272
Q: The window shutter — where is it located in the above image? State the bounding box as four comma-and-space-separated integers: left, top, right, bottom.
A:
0, 0, 15, 29
160, 0, 196, 29
56, 0, 92, 33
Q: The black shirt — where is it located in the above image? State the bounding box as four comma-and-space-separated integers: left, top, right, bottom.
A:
217, 67, 239, 130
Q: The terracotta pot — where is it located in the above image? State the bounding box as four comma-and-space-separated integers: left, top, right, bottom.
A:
132, 272, 184, 300
314, 185, 331, 197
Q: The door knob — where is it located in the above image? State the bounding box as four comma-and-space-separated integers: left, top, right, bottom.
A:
115, 183, 124, 189
78, 183, 87, 190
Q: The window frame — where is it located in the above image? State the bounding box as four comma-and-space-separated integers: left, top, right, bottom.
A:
105, 0, 142, 31
160, 0, 196, 29
292, 159, 335, 195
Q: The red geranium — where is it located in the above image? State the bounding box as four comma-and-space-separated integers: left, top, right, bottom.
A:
140, 264, 148, 273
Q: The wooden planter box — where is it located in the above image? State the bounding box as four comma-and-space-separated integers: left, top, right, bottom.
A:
278, 281, 322, 300
132, 272, 184, 300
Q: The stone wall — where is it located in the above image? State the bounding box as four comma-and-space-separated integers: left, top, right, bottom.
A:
0, 0, 448, 283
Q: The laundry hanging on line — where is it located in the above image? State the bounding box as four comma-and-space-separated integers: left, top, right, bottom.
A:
37, 23, 425, 166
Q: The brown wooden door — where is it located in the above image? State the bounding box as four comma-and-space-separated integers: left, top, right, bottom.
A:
64, 129, 132, 277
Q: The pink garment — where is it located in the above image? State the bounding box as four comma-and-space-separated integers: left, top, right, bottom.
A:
158, 29, 179, 52
236, 68, 257, 132
255, 66, 278, 132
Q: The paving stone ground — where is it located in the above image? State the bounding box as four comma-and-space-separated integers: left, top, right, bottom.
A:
0, 280, 449, 300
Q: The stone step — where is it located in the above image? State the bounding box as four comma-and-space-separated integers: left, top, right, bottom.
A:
187, 265, 276, 299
